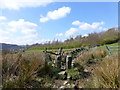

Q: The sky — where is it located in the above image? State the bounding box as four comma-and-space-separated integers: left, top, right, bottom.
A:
0, 0, 118, 45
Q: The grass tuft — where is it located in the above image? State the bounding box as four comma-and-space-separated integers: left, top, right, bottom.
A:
92, 54, 119, 88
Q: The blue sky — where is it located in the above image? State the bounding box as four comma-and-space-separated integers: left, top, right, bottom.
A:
0, 1, 118, 45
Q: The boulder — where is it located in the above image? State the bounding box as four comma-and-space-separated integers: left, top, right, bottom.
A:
58, 71, 66, 75
58, 86, 65, 90
58, 71, 67, 80
63, 81, 68, 85
67, 74, 72, 80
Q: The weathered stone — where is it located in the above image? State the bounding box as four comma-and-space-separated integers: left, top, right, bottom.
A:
58, 71, 67, 80
56, 55, 62, 68
58, 86, 65, 90
63, 81, 68, 85
61, 66, 66, 71
58, 71, 66, 75
67, 83, 70, 86
84, 69, 89, 72
73, 63, 80, 68
74, 85, 79, 89
74, 68, 78, 71
67, 74, 72, 80
66, 56, 72, 69
58, 47, 63, 55
76, 49, 79, 52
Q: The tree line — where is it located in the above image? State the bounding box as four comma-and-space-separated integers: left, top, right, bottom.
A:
28, 28, 120, 50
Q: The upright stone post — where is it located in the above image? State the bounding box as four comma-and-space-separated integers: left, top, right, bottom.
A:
55, 47, 63, 69
66, 56, 72, 69
58, 47, 63, 55
56, 55, 61, 69
43, 47, 63, 69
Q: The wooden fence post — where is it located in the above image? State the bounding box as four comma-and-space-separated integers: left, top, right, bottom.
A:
106, 46, 112, 55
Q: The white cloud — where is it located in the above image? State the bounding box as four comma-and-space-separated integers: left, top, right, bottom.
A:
0, 16, 7, 21
8, 19, 37, 28
64, 21, 107, 37
79, 22, 100, 30
56, 33, 63, 36
78, 21, 106, 31
72, 21, 107, 31
8, 19, 37, 34
0, 18, 39, 45
39, 16, 49, 23
82, 34, 88, 37
0, 35, 36, 45
0, 0, 54, 10
65, 28, 78, 37
35, 39, 53, 44
40, 6, 71, 22
72, 20, 81, 26
0, 29, 10, 35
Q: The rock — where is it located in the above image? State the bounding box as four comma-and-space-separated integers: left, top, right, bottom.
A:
66, 56, 72, 69
73, 63, 80, 68
52, 63, 55, 67
58, 86, 65, 90
44, 83, 52, 88
84, 69, 88, 72
58, 71, 67, 80
35, 77, 42, 82
63, 81, 68, 85
67, 74, 72, 80
70, 83, 75, 88
56, 55, 62, 68
67, 83, 70, 86
74, 85, 79, 89
58, 71, 66, 75
74, 67, 78, 71
61, 66, 66, 71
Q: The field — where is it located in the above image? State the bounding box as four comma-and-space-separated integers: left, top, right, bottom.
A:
2, 42, 119, 88
25, 48, 73, 53
0, 1, 119, 89
26, 43, 119, 54
90, 43, 119, 54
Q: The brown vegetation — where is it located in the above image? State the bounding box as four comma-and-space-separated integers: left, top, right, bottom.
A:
75, 49, 108, 66
92, 54, 119, 88
76, 53, 119, 88
2, 43, 119, 88
2, 53, 45, 88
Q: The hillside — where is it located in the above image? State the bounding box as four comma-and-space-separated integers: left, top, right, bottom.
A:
0, 43, 25, 52
27, 28, 120, 51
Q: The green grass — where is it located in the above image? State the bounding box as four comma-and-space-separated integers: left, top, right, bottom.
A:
91, 43, 119, 54
25, 49, 44, 53
66, 68, 80, 80
25, 48, 77, 53
25, 43, 119, 54
107, 42, 119, 46
106, 43, 119, 54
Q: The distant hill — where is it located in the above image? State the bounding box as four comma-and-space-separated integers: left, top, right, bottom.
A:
0, 43, 25, 52
28, 28, 120, 50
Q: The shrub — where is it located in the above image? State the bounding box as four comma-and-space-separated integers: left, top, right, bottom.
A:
2, 52, 45, 88
82, 44, 91, 47
66, 68, 81, 80
100, 37, 119, 45
92, 54, 119, 88
75, 49, 108, 66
